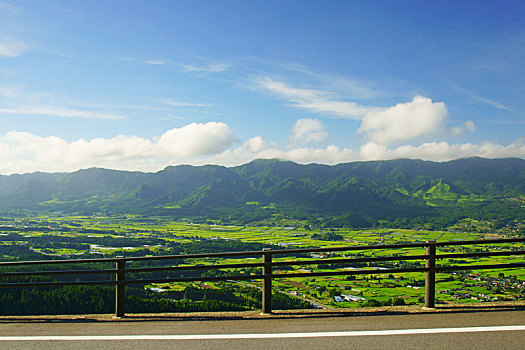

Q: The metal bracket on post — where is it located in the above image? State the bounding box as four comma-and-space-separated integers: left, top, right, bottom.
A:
425, 240, 436, 308
261, 248, 272, 314
115, 257, 126, 317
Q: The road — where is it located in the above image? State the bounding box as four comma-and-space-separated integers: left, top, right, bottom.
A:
0, 311, 523, 349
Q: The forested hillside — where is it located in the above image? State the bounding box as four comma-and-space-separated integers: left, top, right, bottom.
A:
0, 157, 523, 228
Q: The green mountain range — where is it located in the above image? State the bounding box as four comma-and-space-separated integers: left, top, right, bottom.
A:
0, 157, 523, 228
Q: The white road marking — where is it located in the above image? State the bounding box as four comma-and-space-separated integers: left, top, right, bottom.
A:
1, 325, 524, 341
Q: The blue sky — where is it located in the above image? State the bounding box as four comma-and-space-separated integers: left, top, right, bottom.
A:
0, 0, 524, 174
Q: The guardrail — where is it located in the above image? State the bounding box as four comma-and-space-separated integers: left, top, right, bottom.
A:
1, 238, 524, 316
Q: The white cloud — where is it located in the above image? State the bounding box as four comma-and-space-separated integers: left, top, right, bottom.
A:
200, 136, 280, 166
0, 121, 522, 175
201, 137, 525, 168
290, 118, 327, 146
298, 100, 376, 118
284, 145, 356, 165
199, 138, 355, 167
358, 139, 525, 162
0, 131, 158, 174
183, 64, 229, 73
358, 96, 461, 146
70, 135, 156, 161
256, 77, 378, 119
0, 37, 28, 58
0, 106, 126, 120
358, 142, 388, 160
463, 120, 476, 133
451, 120, 476, 136
0, 122, 238, 174
158, 122, 237, 157
244, 136, 275, 153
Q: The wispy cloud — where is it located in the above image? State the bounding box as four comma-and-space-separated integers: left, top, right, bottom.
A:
0, 37, 28, 58
488, 118, 525, 125
0, 84, 59, 103
0, 85, 135, 119
0, 106, 126, 120
183, 64, 229, 73
142, 59, 229, 73
256, 77, 379, 119
277, 63, 381, 100
73, 102, 168, 111
257, 77, 475, 146
470, 95, 510, 111
144, 60, 167, 65
0, 1, 23, 13
140, 53, 229, 73
446, 79, 510, 111
161, 99, 213, 108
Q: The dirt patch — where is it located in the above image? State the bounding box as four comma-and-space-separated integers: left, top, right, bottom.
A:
280, 280, 305, 288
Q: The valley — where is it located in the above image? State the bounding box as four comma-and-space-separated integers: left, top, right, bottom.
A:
0, 215, 523, 314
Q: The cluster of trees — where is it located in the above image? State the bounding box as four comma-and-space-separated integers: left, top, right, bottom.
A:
311, 231, 344, 241
0, 283, 312, 316
364, 297, 411, 307
0, 232, 275, 261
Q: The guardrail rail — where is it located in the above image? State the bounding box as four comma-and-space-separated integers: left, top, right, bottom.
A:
0, 238, 524, 316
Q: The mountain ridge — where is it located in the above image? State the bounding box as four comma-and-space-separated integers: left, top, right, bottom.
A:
0, 157, 523, 228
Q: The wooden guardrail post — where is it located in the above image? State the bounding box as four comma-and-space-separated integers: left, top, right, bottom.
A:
425, 240, 436, 308
262, 248, 272, 314
115, 257, 126, 317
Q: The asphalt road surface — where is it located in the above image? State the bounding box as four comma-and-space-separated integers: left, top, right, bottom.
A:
0, 311, 524, 349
